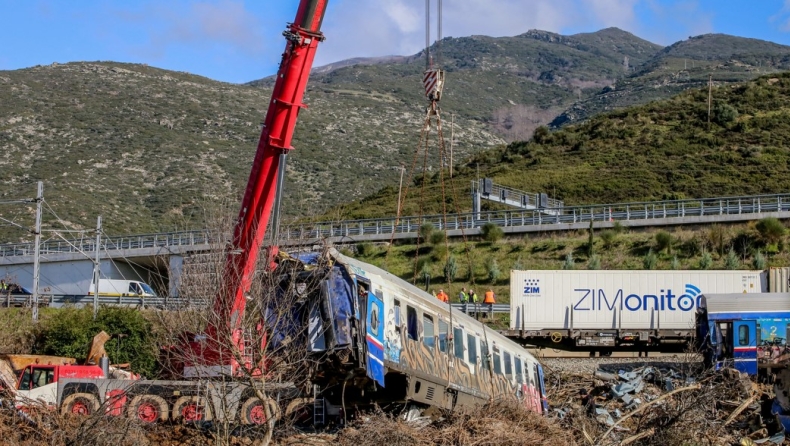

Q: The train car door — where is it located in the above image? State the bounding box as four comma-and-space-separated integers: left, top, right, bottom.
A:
733, 320, 757, 375
365, 289, 386, 387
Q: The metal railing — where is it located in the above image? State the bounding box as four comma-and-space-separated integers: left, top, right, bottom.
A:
472, 179, 564, 212
3, 193, 790, 257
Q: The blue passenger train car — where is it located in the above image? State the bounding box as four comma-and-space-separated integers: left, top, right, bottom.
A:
696, 293, 790, 376
269, 248, 548, 421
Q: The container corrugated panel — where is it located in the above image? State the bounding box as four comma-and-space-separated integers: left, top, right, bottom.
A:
769, 267, 790, 292
702, 293, 790, 314
509, 270, 767, 331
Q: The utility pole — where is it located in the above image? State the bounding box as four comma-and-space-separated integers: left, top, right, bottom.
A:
31, 181, 43, 322
92, 215, 102, 320
450, 113, 454, 178
707, 74, 713, 130
397, 166, 405, 216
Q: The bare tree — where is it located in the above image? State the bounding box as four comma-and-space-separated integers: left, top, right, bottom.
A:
156, 202, 330, 445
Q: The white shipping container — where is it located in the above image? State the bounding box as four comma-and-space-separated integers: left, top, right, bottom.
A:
510, 270, 766, 331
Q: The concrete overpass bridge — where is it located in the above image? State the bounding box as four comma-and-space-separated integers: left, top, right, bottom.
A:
2, 192, 790, 298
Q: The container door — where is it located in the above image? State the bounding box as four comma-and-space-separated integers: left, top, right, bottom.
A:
365, 290, 386, 387
733, 320, 758, 375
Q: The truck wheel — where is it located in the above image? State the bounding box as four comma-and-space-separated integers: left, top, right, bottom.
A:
172, 396, 213, 422
61, 392, 100, 416
240, 397, 280, 426
128, 394, 169, 423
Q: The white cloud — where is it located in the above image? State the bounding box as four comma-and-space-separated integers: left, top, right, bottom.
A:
113, 0, 266, 61
314, 0, 653, 66
770, 0, 790, 32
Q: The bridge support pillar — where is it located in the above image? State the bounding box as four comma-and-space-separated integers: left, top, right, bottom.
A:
169, 255, 184, 298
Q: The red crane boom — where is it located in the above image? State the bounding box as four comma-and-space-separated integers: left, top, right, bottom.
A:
190, 0, 328, 376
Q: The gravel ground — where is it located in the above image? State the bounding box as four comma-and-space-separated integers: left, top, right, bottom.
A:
540, 353, 702, 377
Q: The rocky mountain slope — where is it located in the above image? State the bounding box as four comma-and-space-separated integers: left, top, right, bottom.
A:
2, 28, 790, 241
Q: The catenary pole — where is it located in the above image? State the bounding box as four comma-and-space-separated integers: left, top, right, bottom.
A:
31, 181, 43, 322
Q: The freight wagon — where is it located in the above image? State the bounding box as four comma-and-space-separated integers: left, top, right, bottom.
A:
503, 269, 790, 354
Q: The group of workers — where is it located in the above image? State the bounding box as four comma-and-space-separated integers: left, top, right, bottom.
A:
433, 287, 496, 317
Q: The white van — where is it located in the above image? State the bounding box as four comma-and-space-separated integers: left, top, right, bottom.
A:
88, 279, 157, 297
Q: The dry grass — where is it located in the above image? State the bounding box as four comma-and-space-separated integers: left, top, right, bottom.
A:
337, 401, 577, 446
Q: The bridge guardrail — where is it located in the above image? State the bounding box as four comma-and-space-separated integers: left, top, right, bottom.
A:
2, 295, 510, 313
2, 193, 790, 257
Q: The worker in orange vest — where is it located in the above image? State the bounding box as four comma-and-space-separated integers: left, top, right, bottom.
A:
436, 289, 449, 303
484, 289, 496, 318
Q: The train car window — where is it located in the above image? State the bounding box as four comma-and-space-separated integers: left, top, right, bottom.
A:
515, 358, 524, 383
453, 327, 465, 360
369, 301, 381, 337
407, 306, 418, 341
467, 333, 478, 364
738, 325, 750, 346
491, 344, 502, 375
493, 351, 502, 375
480, 341, 490, 370
423, 314, 435, 348
439, 320, 449, 353
504, 352, 513, 377
394, 299, 402, 329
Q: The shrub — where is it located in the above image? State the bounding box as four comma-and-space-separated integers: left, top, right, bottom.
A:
587, 255, 601, 270
562, 252, 574, 270
481, 222, 504, 243
643, 248, 657, 270
756, 217, 786, 245
655, 231, 672, 253
419, 223, 435, 243
600, 230, 616, 249
670, 255, 681, 270
444, 255, 458, 281
612, 221, 625, 234
753, 250, 766, 270
486, 258, 500, 283
356, 242, 374, 256
713, 102, 738, 125
707, 225, 729, 256
724, 248, 740, 270
419, 261, 432, 290
36, 307, 158, 378
699, 251, 713, 270
430, 230, 447, 246
513, 255, 524, 271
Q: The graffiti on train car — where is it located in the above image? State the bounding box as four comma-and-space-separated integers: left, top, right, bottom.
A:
382, 301, 542, 412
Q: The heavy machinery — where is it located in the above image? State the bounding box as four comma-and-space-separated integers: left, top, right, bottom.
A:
34, 0, 329, 425
38, 0, 545, 425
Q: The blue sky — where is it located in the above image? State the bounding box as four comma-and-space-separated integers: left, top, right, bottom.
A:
2, 0, 790, 84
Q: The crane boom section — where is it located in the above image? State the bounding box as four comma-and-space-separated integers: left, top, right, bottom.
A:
205, 0, 328, 361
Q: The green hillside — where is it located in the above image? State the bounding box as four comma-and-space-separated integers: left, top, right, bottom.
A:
331, 72, 790, 220
553, 34, 790, 126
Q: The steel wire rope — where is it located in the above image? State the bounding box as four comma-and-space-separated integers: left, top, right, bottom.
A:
434, 112, 477, 295
383, 109, 430, 274
411, 117, 433, 286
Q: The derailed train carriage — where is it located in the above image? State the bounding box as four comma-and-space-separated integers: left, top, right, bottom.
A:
269, 248, 548, 420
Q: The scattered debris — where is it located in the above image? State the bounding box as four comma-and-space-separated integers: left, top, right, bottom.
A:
545, 358, 789, 445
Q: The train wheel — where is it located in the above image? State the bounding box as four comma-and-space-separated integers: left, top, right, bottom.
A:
240, 397, 280, 426
61, 392, 100, 416
128, 394, 169, 423
172, 396, 213, 423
